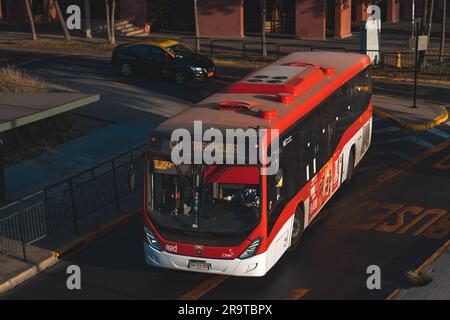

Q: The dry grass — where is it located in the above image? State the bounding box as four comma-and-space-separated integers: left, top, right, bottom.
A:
404, 269, 433, 287
0, 66, 50, 93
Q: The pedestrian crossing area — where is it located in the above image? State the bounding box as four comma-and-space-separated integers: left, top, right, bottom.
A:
365, 116, 450, 167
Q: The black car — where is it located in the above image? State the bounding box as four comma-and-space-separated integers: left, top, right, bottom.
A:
111, 40, 216, 85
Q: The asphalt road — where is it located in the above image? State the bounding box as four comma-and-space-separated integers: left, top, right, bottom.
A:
1, 50, 449, 299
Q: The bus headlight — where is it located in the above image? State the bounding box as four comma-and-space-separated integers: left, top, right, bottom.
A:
144, 226, 162, 251
239, 237, 263, 259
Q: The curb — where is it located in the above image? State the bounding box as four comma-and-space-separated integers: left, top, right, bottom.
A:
0, 254, 58, 294
14, 54, 70, 68
385, 239, 450, 300
374, 106, 449, 131
0, 209, 141, 295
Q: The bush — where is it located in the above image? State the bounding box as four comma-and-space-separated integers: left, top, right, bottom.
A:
0, 66, 50, 93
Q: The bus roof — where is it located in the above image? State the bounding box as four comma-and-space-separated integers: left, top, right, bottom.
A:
152, 51, 371, 137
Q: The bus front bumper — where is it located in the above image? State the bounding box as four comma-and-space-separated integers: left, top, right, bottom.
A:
144, 242, 267, 277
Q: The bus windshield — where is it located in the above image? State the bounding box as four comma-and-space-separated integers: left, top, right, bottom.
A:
148, 159, 260, 234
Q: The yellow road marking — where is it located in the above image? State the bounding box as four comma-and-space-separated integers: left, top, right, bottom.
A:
181, 140, 450, 301
433, 153, 450, 170
178, 275, 229, 300
286, 288, 310, 300
333, 138, 450, 212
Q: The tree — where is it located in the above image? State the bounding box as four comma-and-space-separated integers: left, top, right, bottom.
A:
24, 0, 37, 41
427, 0, 435, 41
84, 0, 92, 38
110, 0, 116, 45
439, 0, 447, 62
147, 0, 170, 29
194, 0, 200, 52
422, 0, 429, 33
260, 0, 267, 56
105, 0, 111, 44
54, 0, 71, 41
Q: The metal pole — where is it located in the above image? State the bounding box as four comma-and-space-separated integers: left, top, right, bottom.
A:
18, 200, 27, 261
111, 159, 121, 212
413, 20, 420, 109
0, 138, 5, 204
68, 179, 79, 234
412, 0, 416, 37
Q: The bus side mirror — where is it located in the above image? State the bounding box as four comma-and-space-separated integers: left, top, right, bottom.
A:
128, 163, 136, 192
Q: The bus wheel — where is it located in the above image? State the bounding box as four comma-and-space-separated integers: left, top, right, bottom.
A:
345, 149, 355, 185
289, 206, 304, 251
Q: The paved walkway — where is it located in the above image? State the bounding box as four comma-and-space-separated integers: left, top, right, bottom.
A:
373, 95, 449, 131
5, 123, 149, 201
396, 244, 450, 300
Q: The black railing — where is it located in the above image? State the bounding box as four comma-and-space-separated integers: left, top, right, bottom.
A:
180, 37, 450, 75
0, 144, 146, 260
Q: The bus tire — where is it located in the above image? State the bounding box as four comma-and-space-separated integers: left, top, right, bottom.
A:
345, 148, 355, 185
289, 205, 305, 251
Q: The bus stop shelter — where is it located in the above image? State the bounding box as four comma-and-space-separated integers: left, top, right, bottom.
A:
0, 92, 100, 203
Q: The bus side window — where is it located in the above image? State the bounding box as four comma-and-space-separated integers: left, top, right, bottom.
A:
316, 102, 331, 169
267, 167, 284, 235
302, 114, 315, 183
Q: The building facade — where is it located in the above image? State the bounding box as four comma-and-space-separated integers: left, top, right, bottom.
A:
0, 0, 407, 40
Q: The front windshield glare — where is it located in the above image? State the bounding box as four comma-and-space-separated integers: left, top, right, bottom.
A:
165, 44, 194, 57
148, 159, 260, 234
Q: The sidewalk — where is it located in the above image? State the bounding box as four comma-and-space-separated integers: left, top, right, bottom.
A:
0, 190, 142, 294
5, 123, 149, 201
373, 95, 449, 131
395, 242, 450, 300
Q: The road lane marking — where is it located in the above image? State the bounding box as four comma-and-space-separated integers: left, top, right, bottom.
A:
372, 151, 410, 160
178, 275, 229, 300
286, 288, 310, 300
373, 126, 401, 134
375, 136, 435, 149
433, 153, 450, 169
343, 202, 449, 239
332, 138, 450, 213
407, 136, 435, 149
428, 128, 450, 139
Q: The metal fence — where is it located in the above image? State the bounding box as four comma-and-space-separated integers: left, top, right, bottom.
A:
180, 37, 450, 75
0, 144, 146, 260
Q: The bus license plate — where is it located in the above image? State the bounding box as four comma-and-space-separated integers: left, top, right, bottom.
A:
188, 260, 211, 271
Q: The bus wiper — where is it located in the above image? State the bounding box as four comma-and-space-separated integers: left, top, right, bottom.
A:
174, 164, 192, 192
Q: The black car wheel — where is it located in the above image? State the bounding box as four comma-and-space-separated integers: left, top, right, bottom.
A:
121, 63, 134, 77
174, 70, 187, 85
289, 205, 305, 251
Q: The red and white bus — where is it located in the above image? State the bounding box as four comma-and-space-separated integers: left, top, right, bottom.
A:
143, 51, 372, 276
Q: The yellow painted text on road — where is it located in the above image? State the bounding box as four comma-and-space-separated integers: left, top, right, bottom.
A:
352, 202, 449, 239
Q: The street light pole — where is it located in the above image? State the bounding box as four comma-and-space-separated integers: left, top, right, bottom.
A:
412, 19, 421, 109
0, 138, 5, 204
412, 0, 415, 37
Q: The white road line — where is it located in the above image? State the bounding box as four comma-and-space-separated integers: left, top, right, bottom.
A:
374, 136, 436, 149
372, 151, 411, 161
428, 128, 450, 139
408, 136, 435, 149
373, 126, 401, 134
